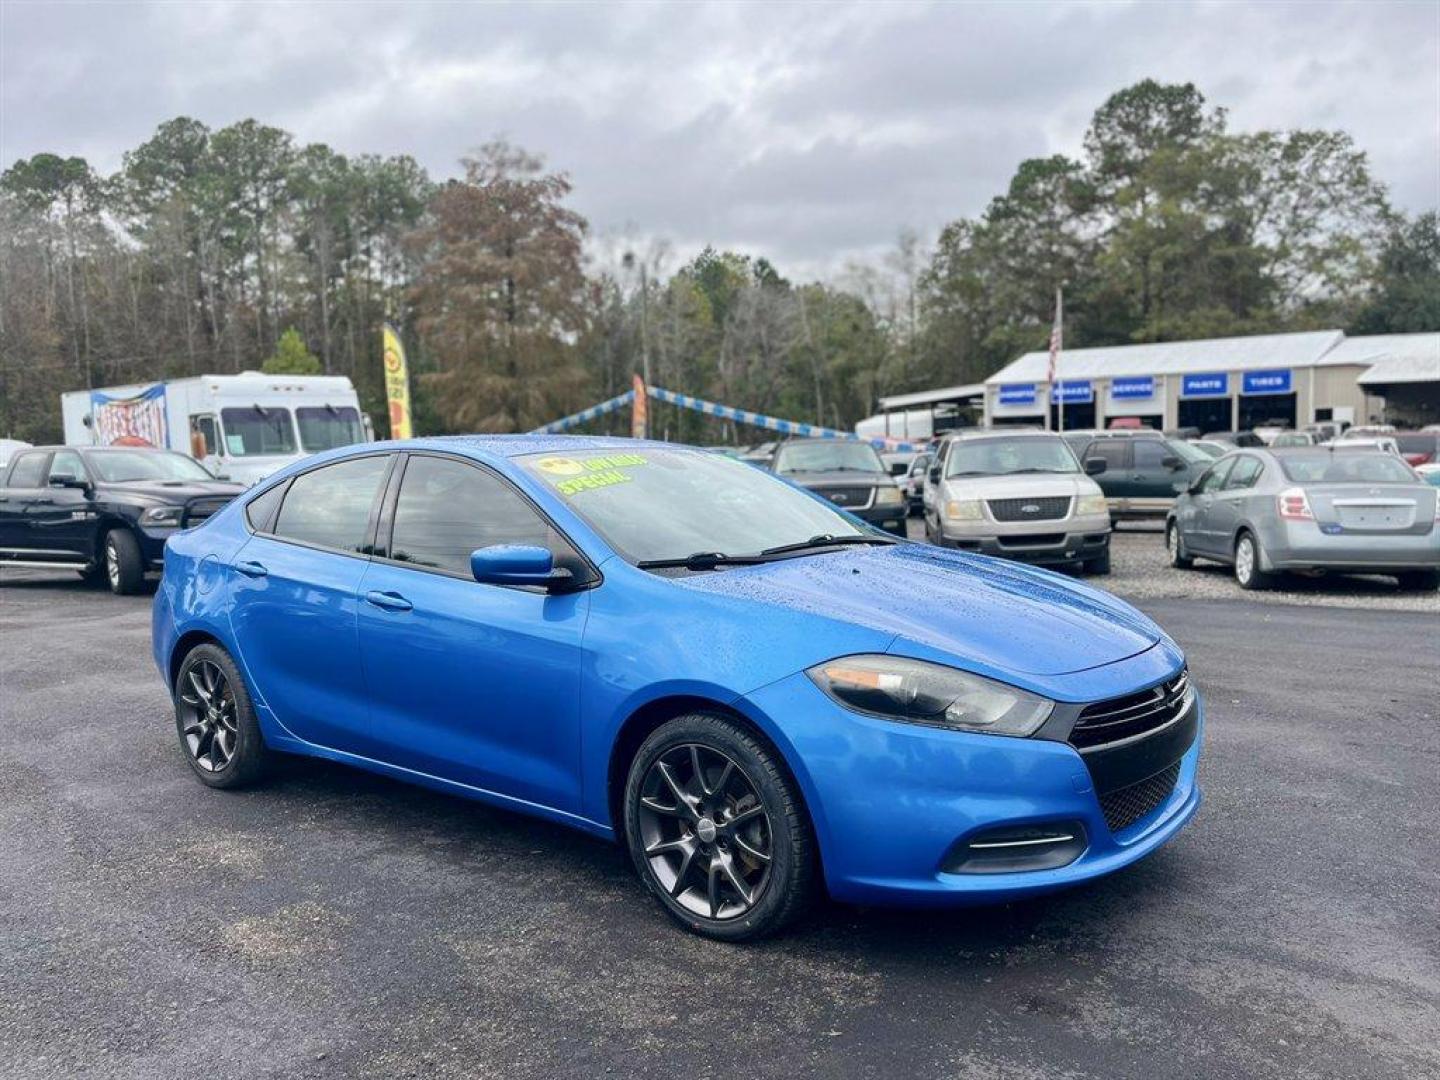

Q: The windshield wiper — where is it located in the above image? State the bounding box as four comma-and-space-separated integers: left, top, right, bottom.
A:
636, 551, 773, 571
760, 533, 899, 557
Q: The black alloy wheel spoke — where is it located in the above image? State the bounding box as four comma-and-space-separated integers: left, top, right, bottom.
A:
636, 742, 774, 921
180, 660, 234, 773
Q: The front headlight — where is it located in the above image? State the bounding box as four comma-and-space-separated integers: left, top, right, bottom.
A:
807, 655, 1054, 736
945, 498, 983, 521
140, 506, 183, 527
1077, 493, 1108, 516
876, 486, 904, 506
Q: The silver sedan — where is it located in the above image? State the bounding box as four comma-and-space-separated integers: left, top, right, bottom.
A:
1166, 448, 1440, 591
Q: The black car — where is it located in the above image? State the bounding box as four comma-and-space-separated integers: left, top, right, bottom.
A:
768, 438, 908, 535
0, 446, 243, 594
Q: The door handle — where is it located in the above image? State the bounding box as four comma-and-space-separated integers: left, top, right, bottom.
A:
365, 590, 413, 612
234, 560, 268, 578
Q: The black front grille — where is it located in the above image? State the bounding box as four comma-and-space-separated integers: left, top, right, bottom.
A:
1070, 670, 1191, 750
183, 496, 232, 527
987, 495, 1071, 522
1099, 762, 1180, 832
817, 486, 874, 510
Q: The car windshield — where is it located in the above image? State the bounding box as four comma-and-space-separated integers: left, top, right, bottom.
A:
87, 450, 214, 482
220, 406, 297, 456
518, 448, 868, 563
945, 436, 1080, 477
1395, 434, 1438, 454
773, 441, 885, 475
1278, 453, 1419, 484
296, 406, 365, 452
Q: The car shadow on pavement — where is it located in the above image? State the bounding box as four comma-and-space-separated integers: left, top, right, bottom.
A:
259, 752, 1183, 958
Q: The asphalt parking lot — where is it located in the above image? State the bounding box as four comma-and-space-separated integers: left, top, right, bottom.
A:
2, 563, 1438, 1080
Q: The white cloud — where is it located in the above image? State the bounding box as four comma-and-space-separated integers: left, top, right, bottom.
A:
2, 0, 1434, 280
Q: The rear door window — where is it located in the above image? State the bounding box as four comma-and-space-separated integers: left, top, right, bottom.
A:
1131, 440, 1170, 470
1196, 458, 1235, 494
1224, 456, 1263, 490
272, 455, 390, 554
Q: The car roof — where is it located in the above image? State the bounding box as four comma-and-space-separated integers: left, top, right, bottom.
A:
942, 428, 1066, 442
414, 434, 686, 459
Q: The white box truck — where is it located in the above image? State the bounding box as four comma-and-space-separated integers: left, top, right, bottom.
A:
62, 372, 370, 485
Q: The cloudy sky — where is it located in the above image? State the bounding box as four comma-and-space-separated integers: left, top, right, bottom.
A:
2, 0, 1436, 277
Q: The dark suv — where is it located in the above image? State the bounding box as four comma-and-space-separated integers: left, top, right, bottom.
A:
0, 446, 243, 594
1062, 432, 1209, 520
768, 439, 908, 535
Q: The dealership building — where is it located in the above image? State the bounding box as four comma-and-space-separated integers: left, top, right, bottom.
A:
980, 330, 1440, 432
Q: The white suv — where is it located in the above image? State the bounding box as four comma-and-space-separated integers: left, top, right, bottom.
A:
922, 430, 1113, 574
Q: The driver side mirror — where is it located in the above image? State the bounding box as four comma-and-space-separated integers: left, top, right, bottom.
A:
928, 465, 941, 483
1162, 455, 1184, 471
470, 544, 563, 590
49, 474, 88, 490
1084, 457, 1107, 476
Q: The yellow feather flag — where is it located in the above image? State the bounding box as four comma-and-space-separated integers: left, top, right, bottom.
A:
382, 322, 413, 440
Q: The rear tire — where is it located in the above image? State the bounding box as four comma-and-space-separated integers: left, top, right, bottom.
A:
1234, 531, 1274, 591
623, 712, 817, 942
1396, 569, 1440, 592
102, 528, 145, 595
1166, 521, 1194, 569
174, 643, 271, 789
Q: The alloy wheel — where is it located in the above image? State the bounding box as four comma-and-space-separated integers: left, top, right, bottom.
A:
1235, 536, 1254, 584
177, 659, 239, 772
1167, 525, 1178, 561
105, 537, 120, 590
636, 743, 773, 920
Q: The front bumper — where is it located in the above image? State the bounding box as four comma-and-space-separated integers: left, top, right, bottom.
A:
940, 512, 1112, 565
743, 666, 1202, 907
854, 501, 909, 535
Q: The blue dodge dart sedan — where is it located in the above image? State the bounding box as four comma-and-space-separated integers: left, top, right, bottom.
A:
153, 435, 1202, 940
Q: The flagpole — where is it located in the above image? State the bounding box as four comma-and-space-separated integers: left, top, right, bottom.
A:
1050, 285, 1064, 433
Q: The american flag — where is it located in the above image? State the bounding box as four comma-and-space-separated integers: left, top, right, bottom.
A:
1047, 285, 1063, 385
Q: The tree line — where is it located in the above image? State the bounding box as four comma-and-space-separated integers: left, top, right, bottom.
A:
2, 79, 1436, 445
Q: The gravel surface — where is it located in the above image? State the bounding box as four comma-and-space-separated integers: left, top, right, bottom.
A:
2, 568, 1438, 1079
906, 517, 1440, 613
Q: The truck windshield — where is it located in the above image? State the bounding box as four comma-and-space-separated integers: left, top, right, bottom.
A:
946, 437, 1080, 477
88, 450, 214, 483
296, 406, 365, 452
220, 407, 297, 456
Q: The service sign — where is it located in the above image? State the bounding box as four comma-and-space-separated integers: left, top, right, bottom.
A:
1050, 380, 1094, 405
1181, 372, 1229, 398
1110, 376, 1155, 400
998, 384, 1037, 406
1242, 369, 1292, 396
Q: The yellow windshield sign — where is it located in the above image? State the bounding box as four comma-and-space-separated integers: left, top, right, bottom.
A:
534, 453, 648, 496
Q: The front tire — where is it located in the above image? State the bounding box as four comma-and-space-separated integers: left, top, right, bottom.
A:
623, 713, 817, 941
102, 528, 145, 595
1234, 531, 1274, 591
1083, 549, 1111, 575
174, 644, 271, 788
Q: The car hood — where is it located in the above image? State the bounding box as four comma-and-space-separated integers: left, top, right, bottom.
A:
674, 543, 1162, 677
940, 473, 1099, 499
97, 479, 246, 502
779, 470, 890, 488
